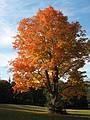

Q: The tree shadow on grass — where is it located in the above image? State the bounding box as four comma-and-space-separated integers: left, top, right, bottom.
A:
0, 107, 90, 120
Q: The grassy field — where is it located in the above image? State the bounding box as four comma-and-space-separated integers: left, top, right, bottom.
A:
0, 104, 90, 120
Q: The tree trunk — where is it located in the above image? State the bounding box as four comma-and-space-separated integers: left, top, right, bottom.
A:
45, 66, 64, 113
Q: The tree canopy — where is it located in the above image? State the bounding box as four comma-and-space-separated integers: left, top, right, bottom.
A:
11, 6, 89, 91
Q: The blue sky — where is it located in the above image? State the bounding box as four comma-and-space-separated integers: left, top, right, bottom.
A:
0, 0, 90, 80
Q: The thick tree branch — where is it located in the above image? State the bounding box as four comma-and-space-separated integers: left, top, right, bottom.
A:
45, 70, 52, 93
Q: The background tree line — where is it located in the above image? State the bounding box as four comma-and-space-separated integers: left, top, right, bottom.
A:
0, 77, 89, 109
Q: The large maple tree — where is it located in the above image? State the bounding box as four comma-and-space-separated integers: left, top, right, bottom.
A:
11, 6, 89, 94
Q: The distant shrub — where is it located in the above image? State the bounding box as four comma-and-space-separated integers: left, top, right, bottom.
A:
0, 80, 13, 103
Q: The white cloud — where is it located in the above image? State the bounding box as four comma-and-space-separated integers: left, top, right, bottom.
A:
0, 20, 15, 48
0, 0, 7, 16
0, 53, 9, 67
0, 52, 17, 67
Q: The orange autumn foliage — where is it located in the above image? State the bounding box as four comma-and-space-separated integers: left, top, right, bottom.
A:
11, 6, 89, 92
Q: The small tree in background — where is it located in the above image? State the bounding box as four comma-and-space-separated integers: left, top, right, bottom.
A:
11, 6, 89, 113
0, 80, 13, 103
62, 70, 88, 109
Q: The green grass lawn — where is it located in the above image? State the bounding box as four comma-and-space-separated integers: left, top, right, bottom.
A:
0, 104, 90, 120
